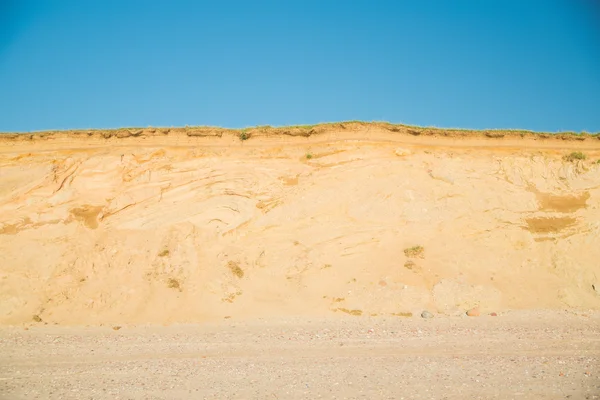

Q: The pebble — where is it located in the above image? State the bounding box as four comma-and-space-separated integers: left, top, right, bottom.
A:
394, 148, 412, 157
1, 311, 598, 398
421, 311, 434, 319
466, 307, 480, 317
490, 312, 498, 317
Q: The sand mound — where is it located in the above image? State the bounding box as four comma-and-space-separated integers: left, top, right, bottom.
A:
1, 124, 599, 325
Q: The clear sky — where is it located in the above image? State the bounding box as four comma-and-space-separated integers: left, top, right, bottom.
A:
1, 0, 599, 132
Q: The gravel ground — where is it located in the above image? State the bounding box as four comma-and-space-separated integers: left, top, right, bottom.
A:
0, 311, 599, 399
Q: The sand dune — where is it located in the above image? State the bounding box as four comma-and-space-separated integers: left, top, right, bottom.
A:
1, 123, 599, 325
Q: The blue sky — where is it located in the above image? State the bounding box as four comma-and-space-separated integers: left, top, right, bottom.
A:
1, 0, 599, 132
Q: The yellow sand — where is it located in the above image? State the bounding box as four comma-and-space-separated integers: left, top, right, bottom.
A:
1, 123, 599, 325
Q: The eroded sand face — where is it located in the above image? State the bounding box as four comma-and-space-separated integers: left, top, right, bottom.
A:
1, 126, 599, 325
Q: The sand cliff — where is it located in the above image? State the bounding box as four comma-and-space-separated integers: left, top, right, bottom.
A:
1, 122, 599, 325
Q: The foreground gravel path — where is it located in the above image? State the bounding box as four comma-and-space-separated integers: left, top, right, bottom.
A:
1, 311, 599, 399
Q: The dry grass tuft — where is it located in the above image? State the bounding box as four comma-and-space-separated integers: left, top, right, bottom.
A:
227, 261, 244, 278
337, 308, 363, 316
167, 278, 181, 290
563, 152, 586, 162
404, 245, 425, 258
391, 312, 413, 317
158, 249, 170, 257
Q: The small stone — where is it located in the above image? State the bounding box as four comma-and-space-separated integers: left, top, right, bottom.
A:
592, 283, 600, 295
490, 312, 498, 317
466, 307, 480, 317
395, 148, 412, 157
421, 310, 434, 319
112, 326, 121, 331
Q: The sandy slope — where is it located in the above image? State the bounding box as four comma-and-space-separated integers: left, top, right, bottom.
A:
1, 123, 600, 325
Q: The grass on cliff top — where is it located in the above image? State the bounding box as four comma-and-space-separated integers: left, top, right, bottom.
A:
2, 121, 599, 136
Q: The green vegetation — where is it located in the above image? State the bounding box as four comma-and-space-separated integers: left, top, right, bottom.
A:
288, 124, 315, 130
4, 121, 600, 138
306, 152, 313, 159
563, 152, 587, 162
